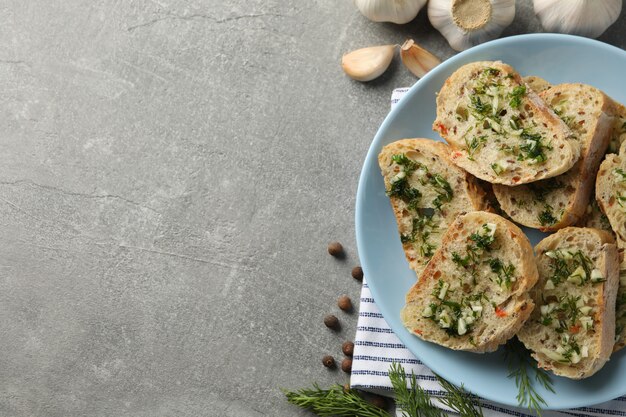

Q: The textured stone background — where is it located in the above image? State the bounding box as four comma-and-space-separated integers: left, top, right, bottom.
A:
0, 1, 625, 416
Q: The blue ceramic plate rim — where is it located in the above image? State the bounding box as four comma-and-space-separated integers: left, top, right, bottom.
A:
355, 33, 626, 410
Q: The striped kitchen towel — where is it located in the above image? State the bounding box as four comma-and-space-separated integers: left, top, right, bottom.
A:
349, 87, 626, 417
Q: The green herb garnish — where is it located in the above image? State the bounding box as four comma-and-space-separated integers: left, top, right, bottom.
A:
465, 136, 487, 160
436, 375, 484, 417
469, 224, 495, 251
283, 384, 389, 417
488, 258, 516, 288
491, 163, 504, 176
505, 339, 555, 416
519, 130, 552, 164
538, 205, 557, 226
389, 153, 453, 211
545, 248, 592, 286
509, 85, 526, 109
390, 363, 483, 417
469, 95, 492, 118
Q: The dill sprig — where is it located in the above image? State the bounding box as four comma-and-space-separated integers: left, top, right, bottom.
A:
389, 363, 484, 417
389, 362, 446, 417
284, 363, 484, 417
504, 339, 555, 416
436, 375, 484, 417
283, 384, 390, 417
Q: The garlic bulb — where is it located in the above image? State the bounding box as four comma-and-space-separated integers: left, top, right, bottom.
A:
400, 39, 442, 78
341, 45, 396, 82
354, 0, 427, 24
428, 0, 516, 51
534, 0, 622, 39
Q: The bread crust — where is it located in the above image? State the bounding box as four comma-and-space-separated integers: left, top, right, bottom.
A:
401, 211, 538, 352
434, 61, 579, 185
517, 227, 619, 379
378, 139, 487, 275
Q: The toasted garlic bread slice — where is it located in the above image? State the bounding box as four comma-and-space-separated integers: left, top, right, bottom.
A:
518, 228, 618, 379
401, 211, 537, 352
596, 140, 626, 268
433, 61, 578, 185
523, 75, 552, 94
493, 84, 614, 231
378, 139, 487, 275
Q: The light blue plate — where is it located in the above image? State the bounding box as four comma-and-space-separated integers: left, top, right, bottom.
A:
355, 34, 626, 410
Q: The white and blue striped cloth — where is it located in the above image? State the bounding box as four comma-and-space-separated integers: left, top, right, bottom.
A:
349, 88, 626, 417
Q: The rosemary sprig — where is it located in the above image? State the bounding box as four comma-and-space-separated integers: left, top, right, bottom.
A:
389, 362, 446, 417
504, 339, 555, 416
283, 384, 390, 417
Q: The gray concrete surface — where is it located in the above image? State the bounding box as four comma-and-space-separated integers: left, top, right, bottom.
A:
0, 1, 625, 416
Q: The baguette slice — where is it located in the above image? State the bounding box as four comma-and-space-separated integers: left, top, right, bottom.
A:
518, 228, 619, 379
523, 75, 552, 94
597, 138, 626, 359
378, 139, 487, 275
493, 84, 614, 231
596, 140, 626, 267
433, 61, 579, 185
401, 211, 538, 352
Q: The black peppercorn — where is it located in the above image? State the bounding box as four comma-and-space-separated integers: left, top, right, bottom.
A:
341, 358, 352, 373
342, 341, 354, 356
351, 266, 363, 281
327, 241, 344, 257
322, 355, 336, 368
338, 295, 353, 312
324, 314, 340, 330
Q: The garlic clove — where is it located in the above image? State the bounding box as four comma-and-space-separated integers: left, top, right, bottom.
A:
400, 39, 442, 78
354, 0, 428, 24
341, 45, 396, 82
534, 0, 622, 39
428, 0, 515, 51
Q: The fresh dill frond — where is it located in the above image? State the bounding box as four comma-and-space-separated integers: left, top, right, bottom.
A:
389, 362, 446, 417
504, 339, 555, 416
509, 85, 526, 109
435, 375, 484, 417
283, 384, 390, 417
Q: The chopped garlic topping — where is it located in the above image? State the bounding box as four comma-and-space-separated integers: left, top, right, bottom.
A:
567, 266, 586, 285
457, 318, 467, 335
590, 269, 604, 283
484, 223, 497, 237
438, 282, 449, 300
581, 345, 589, 358
541, 348, 564, 362
580, 316, 593, 330
391, 171, 406, 183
